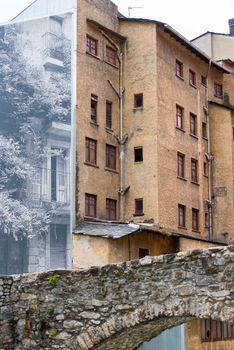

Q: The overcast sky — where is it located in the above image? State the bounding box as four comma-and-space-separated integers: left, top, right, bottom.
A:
0, 0, 233, 40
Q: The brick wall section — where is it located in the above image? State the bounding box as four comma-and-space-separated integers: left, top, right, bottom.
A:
0, 245, 233, 349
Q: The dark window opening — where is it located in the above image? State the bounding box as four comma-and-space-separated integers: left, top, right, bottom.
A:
106, 46, 117, 65
134, 93, 143, 108
190, 113, 197, 136
91, 95, 98, 123
106, 198, 117, 220
201, 75, 207, 86
134, 147, 143, 162
176, 60, 183, 78
202, 122, 207, 138
189, 69, 196, 86
85, 193, 97, 217
191, 158, 198, 183
192, 208, 199, 231
139, 248, 149, 259
176, 105, 184, 129
106, 144, 116, 170
214, 82, 223, 98
85, 138, 97, 165
177, 152, 185, 178
106, 101, 112, 129
135, 198, 143, 215
178, 204, 186, 228
86, 35, 97, 56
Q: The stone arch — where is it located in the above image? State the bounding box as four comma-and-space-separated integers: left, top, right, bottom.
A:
0, 245, 233, 349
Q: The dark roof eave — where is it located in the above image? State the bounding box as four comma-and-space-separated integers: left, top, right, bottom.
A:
119, 18, 230, 73
209, 100, 234, 111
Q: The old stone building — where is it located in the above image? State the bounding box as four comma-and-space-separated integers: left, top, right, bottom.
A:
1, 0, 234, 349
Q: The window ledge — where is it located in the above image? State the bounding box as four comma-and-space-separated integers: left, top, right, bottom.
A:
133, 213, 144, 217
84, 215, 97, 220
90, 121, 99, 127
191, 181, 200, 186
105, 167, 118, 174
86, 51, 101, 60
178, 226, 187, 230
104, 60, 118, 69
214, 95, 223, 99
177, 176, 187, 181
189, 83, 197, 89
134, 161, 143, 165
176, 127, 185, 133
190, 134, 198, 139
133, 107, 144, 112
203, 174, 208, 178
105, 127, 113, 134
192, 229, 201, 234
84, 161, 99, 168
202, 136, 208, 141
175, 74, 184, 81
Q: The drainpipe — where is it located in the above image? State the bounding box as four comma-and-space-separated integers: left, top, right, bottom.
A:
100, 30, 126, 221
205, 59, 213, 240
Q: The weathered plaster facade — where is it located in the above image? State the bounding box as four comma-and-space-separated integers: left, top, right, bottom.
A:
0, 246, 233, 349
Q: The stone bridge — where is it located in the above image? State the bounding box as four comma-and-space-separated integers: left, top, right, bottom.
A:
0, 246, 234, 350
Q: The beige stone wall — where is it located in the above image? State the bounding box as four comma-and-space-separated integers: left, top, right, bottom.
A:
156, 28, 209, 238
210, 104, 234, 241
119, 21, 159, 223
76, 0, 122, 221
186, 320, 234, 350
72, 231, 177, 268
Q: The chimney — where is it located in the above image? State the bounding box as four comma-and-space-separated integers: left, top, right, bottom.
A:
229, 18, 234, 36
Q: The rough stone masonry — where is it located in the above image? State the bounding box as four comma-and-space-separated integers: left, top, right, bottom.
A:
0, 245, 233, 350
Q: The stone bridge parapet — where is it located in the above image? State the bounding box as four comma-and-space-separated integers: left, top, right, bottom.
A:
0, 245, 234, 349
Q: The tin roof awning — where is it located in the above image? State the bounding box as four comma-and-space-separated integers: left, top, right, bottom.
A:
73, 220, 139, 239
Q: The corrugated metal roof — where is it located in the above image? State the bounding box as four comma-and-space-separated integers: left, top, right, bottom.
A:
73, 220, 140, 239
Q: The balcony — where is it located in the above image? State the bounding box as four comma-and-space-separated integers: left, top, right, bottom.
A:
42, 32, 64, 69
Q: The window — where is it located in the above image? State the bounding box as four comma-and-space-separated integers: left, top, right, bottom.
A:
135, 198, 143, 215
106, 144, 116, 170
106, 46, 117, 65
191, 159, 198, 183
201, 319, 211, 342
134, 93, 143, 108
139, 248, 149, 259
201, 75, 207, 86
205, 213, 209, 228
190, 113, 197, 136
189, 69, 196, 86
91, 95, 98, 123
177, 152, 185, 178
106, 101, 112, 129
176, 60, 183, 78
51, 148, 67, 203
134, 147, 143, 162
203, 162, 208, 177
214, 82, 223, 98
85, 138, 97, 165
106, 198, 117, 220
85, 193, 97, 217
202, 122, 207, 138
192, 208, 199, 231
178, 204, 186, 228
205, 212, 209, 228
176, 105, 184, 129
86, 35, 97, 56
201, 320, 234, 342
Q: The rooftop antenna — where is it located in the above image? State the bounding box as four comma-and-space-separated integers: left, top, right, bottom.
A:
128, 6, 144, 18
